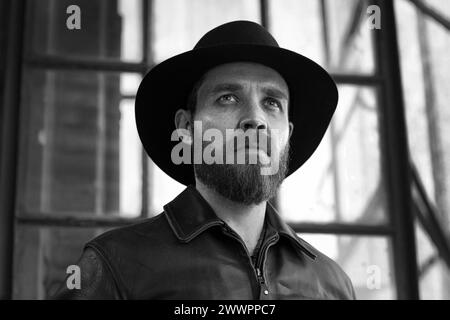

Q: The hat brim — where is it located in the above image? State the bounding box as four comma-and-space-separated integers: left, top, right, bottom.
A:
135, 44, 338, 186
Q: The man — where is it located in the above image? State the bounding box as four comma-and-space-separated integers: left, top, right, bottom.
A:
54, 20, 355, 300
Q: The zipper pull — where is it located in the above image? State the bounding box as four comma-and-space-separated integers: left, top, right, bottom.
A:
256, 267, 270, 296
256, 268, 265, 284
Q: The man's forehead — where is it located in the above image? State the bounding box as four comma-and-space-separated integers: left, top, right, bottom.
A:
199, 62, 289, 94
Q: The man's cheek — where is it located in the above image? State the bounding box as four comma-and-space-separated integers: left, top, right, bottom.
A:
274, 130, 289, 155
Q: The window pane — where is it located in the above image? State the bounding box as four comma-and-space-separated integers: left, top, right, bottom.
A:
396, 0, 434, 201
396, 0, 450, 234
279, 86, 387, 225
28, 0, 143, 62
324, 0, 375, 74
415, 220, 450, 299
120, 99, 142, 216
268, 0, 325, 67
269, 0, 375, 74
298, 234, 395, 299
396, 0, 450, 299
148, 159, 186, 215
19, 69, 142, 217
13, 224, 112, 299
422, 0, 450, 20
152, 0, 261, 63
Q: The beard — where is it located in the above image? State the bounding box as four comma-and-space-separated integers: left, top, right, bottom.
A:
194, 142, 290, 205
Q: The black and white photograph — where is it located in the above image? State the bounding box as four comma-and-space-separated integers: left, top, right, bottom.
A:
0, 0, 449, 307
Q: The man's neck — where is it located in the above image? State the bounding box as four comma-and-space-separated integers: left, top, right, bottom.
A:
195, 180, 266, 256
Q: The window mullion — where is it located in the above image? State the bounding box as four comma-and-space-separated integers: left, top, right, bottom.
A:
24, 54, 151, 73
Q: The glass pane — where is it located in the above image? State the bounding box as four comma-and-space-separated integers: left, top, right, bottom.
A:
120, 99, 142, 216
423, 0, 450, 20
396, 0, 434, 201
268, 0, 325, 67
279, 86, 387, 224
148, 159, 186, 216
12, 224, 113, 299
269, 0, 375, 74
298, 234, 395, 299
396, 2, 450, 298
324, 0, 375, 74
396, 0, 450, 231
152, 0, 261, 63
28, 0, 143, 62
415, 220, 450, 299
19, 69, 142, 217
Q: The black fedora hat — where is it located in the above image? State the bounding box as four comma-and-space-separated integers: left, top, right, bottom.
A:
135, 20, 338, 186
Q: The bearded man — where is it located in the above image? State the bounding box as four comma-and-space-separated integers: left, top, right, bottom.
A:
54, 20, 355, 300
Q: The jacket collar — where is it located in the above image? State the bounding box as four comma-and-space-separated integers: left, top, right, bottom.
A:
163, 185, 316, 260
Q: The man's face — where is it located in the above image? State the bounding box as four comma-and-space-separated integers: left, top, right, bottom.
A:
194, 62, 292, 156
179, 62, 293, 205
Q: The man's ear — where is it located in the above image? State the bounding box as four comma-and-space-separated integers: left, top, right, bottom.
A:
288, 121, 294, 139
174, 109, 192, 132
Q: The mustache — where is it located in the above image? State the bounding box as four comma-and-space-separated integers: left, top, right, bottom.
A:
226, 130, 273, 157
193, 142, 290, 205
186, 127, 279, 158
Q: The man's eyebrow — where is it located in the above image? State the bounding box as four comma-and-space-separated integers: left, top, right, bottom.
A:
262, 86, 289, 100
209, 83, 244, 95
207, 82, 289, 100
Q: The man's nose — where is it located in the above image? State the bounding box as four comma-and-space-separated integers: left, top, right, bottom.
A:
238, 104, 267, 131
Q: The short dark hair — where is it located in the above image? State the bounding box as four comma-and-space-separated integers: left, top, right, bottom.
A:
186, 74, 206, 115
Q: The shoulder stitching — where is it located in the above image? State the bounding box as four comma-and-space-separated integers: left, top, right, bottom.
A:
85, 242, 130, 299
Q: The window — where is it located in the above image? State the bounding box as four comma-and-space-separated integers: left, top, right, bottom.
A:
395, 0, 450, 299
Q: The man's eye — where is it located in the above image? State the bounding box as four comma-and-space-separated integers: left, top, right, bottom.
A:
265, 98, 282, 110
217, 94, 238, 104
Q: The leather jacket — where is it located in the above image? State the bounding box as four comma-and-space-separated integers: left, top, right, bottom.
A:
53, 185, 356, 300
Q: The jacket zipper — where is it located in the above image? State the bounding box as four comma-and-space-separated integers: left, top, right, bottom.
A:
255, 267, 265, 285
255, 235, 278, 297
221, 223, 279, 299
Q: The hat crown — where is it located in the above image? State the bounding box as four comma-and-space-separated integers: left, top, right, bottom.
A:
194, 20, 279, 49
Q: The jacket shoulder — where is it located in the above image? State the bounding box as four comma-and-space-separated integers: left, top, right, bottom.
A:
84, 212, 177, 297
295, 235, 357, 299
88, 212, 173, 248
